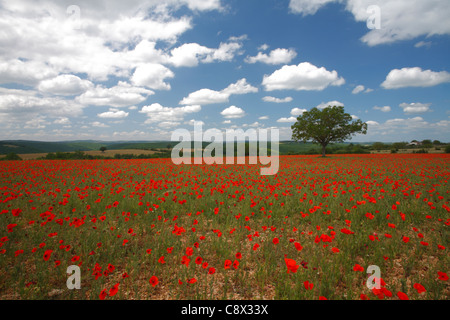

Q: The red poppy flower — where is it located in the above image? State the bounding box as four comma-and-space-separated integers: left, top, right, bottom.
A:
284, 258, 299, 274
236, 252, 242, 259
437, 271, 448, 281
224, 259, 232, 269
181, 255, 190, 266
195, 256, 203, 265
208, 267, 216, 274
233, 260, 239, 269
397, 291, 409, 300
99, 289, 107, 300
149, 276, 159, 287
353, 264, 364, 272
109, 283, 119, 297
43, 249, 53, 261
304, 281, 313, 290
272, 237, 279, 244
413, 283, 426, 294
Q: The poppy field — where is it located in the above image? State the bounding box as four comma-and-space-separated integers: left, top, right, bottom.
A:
0, 154, 448, 300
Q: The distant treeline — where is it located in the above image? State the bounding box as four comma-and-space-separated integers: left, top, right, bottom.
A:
2, 141, 450, 160
41, 151, 172, 160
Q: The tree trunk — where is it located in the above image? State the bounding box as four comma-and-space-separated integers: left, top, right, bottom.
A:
321, 144, 326, 157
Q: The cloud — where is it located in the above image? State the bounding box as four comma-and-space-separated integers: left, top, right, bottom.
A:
221, 78, 258, 95
77, 81, 153, 107
366, 120, 380, 126
361, 116, 450, 142
24, 116, 49, 129
187, 119, 205, 126
373, 105, 391, 112
91, 121, 109, 128
180, 88, 230, 105
381, 67, 450, 89
289, 0, 337, 16
0, 3, 195, 82
220, 105, 246, 119
168, 38, 245, 67
415, 41, 432, 48
290, 108, 307, 116
289, 0, 450, 46
245, 48, 297, 65
169, 43, 213, 67
38, 74, 93, 96
277, 116, 297, 123
262, 62, 345, 91
140, 103, 201, 126
0, 88, 85, 123
352, 85, 365, 94
54, 117, 71, 125
315, 100, 344, 110
346, 0, 450, 46
258, 116, 269, 120
180, 78, 257, 105
258, 44, 270, 51
131, 63, 174, 90
97, 108, 130, 119
0, 59, 58, 86
262, 96, 293, 103
399, 102, 431, 114
203, 41, 244, 63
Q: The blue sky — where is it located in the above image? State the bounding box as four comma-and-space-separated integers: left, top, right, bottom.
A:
0, 0, 449, 142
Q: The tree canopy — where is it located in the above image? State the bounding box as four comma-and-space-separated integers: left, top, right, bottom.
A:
291, 105, 367, 156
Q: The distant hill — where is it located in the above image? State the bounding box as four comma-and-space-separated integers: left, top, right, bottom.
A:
0, 139, 369, 156
0, 140, 178, 155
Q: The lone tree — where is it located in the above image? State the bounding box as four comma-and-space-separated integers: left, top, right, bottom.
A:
100, 146, 107, 153
291, 105, 367, 157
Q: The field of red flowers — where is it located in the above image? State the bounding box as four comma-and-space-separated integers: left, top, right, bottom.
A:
0, 154, 448, 300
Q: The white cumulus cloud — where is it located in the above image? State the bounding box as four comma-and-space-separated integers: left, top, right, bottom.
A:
245, 48, 297, 65
180, 78, 257, 105
262, 96, 293, 103
399, 102, 431, 114
381, 67, 450, 89
262, 62, 345, 91
38, 74, 93, 96
220, 105, 246, 119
